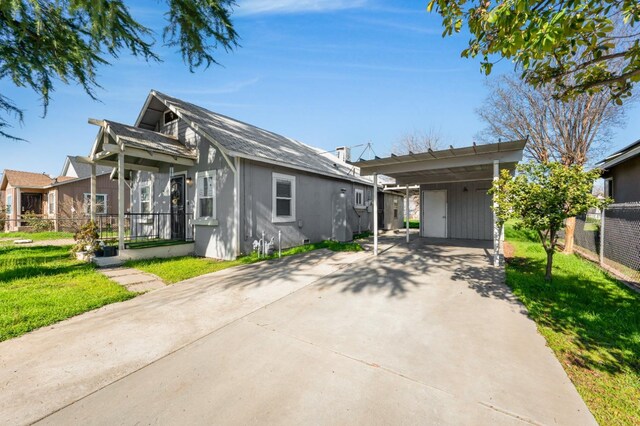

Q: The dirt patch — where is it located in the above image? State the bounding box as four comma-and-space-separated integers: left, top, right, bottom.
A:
503, 241, 515, 259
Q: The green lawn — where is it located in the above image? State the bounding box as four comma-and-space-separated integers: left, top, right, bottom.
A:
126, 239, 362, 284
0, 231, 74, 242
505, 223, 640, 425
0, 244, 135, 341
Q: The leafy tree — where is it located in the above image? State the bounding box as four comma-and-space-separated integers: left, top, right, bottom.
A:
477, 74, 627, 253
427, 0, 640, 101
0, 0, 238, 140
491, 161, 607, 281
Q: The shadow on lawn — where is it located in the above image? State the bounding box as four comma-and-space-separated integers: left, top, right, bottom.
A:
0, 263, 89, 282
505, 249, 640, 376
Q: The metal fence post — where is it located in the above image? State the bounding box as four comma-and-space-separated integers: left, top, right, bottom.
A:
599, 207, 605, 266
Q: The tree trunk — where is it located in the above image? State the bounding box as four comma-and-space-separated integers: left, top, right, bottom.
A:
545, 250, 554, 281
564, 216, 576, 254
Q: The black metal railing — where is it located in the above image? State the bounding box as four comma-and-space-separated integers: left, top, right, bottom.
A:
96, 212, 193, 243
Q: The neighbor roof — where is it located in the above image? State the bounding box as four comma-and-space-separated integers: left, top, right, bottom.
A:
62, 155, 111, 178
1, 169, 54, 189
598, 138, 640, 170
139, 90, 368, 183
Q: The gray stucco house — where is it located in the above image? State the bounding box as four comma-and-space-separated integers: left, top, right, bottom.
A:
85, 90, 403, 260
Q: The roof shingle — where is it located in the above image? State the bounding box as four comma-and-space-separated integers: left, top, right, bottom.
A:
151, 91, 368, 183
2, 169, 54, 188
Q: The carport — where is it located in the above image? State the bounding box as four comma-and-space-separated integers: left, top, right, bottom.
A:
352, 140, 526, 265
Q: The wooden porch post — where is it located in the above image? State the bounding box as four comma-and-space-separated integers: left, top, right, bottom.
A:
493, 160, 500, 267
405, 184, 410, 243
90, 163, 97, 222
373, 173, 378, 256
118, 153, 125, 251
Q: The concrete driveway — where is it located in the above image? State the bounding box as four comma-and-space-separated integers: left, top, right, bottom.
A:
0, 238, 596, 425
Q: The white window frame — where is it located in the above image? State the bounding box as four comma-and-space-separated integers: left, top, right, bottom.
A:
6, 194, 12, 215
195, 170, 217, 220
272, 173, 296, 223
48, 192, 56, 216
84, 193, 108, 215
139, 182, 152, 214
354, 188, 365, 208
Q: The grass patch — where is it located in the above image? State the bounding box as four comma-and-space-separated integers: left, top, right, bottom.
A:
126, 239, 363, 284
0, 231, 74, 242
0, 245, 135, 341
403, 219, 420, 229
504, 223, 640, 425
353, 231, 373, 240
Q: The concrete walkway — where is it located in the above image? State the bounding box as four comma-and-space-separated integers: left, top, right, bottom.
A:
0, 238, 75, 246
0, 241, 595, 425
99, 267, 166, 292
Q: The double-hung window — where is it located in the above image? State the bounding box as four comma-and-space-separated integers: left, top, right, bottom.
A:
84, 193, 108, 215
354, 188, 364, 208
6, 194, 12, 215
272, 173, 295, 222
139, 184, 152, 214
197, 171, 216, 219
48, 192, 56, 215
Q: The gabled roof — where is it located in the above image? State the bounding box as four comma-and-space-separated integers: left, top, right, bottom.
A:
139, 90, 368, 183
62, 156, 111, 178
90, 119, 197, 161
598, 138, 640, 170
1, 169, 54, 190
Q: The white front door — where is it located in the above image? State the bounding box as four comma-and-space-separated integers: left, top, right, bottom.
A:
422, 190, 447, 238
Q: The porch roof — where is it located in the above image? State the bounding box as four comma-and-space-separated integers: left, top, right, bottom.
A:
87, 119, 197, 173
352, 140, 526, 185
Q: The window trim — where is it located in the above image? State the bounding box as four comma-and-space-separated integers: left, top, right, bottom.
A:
604, 177, 614, 199
354, 188, 365, 209
83, 193, 108, 215
272, 172, 296, 223
163, 110, 178, 126
48, 191, 56, 216
195, 170, 217, 221
139, 182, 152, 214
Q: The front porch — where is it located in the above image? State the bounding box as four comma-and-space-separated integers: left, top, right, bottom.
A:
81, 118, 197, 258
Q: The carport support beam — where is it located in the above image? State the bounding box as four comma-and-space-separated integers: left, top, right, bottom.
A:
373, 173, 378, 256
405, 184, 410, 243
118, 152, 125, 252
493, 160, 500, 267
90, 163, 97, 221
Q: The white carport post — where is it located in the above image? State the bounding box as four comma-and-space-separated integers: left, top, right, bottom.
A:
405, 184, 410, 243
373, 173, 378, 256
118, 152, 125, 251
492, 159, 500, 267
90, 163, 97, 221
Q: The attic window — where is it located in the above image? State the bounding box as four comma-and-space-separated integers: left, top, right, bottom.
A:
164, 110, 178, 125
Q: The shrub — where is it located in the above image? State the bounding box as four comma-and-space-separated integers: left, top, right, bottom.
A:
23, 211, 53, 232
72, 221, 99, 254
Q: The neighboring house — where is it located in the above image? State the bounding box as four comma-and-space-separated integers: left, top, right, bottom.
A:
1, 159, 130, 232
86, 90, 404, 260
599, 138, 640, 203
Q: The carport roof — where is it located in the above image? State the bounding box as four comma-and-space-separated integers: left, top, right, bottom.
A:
352, 140, 526, 185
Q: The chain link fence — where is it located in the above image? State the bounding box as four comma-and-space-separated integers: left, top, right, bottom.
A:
573, 203, 640, 283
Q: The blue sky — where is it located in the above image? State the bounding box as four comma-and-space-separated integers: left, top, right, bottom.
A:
1, 0, 639, 176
